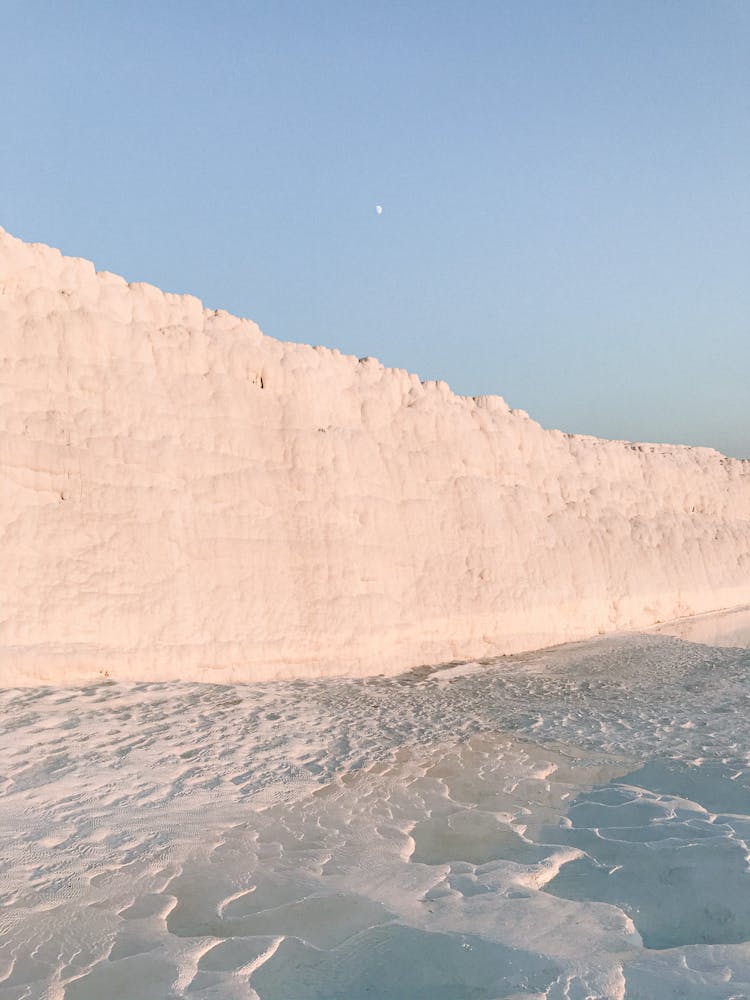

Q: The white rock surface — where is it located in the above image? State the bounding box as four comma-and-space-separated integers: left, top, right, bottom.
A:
0, 227, 748, 684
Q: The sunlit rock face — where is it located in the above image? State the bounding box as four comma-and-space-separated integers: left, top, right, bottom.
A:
1, 227, 748, 683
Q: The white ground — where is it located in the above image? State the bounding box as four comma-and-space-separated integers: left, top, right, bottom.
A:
2, 608, 750, 999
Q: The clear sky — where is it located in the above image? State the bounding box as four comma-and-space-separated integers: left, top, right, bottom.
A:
2, 1, 748, 458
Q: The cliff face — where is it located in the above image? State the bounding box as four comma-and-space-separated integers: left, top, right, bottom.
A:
1, 228, 748, 684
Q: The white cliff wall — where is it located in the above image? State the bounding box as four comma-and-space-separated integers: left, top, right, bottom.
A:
1, 228, 748, 684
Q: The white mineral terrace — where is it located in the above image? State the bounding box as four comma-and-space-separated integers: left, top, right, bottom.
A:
1, 227, 748, 684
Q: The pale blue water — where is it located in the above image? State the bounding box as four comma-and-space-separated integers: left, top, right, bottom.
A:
1, 610, 750, 999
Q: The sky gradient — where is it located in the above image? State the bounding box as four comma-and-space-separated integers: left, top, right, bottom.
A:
3, 0, 748, 457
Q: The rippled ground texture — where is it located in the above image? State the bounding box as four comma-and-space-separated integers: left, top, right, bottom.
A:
2, 611, 750, 1000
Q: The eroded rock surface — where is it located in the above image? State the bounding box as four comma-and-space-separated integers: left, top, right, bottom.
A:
1, 228, 748, 682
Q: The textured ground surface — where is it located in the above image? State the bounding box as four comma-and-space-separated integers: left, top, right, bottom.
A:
1, 227, 749, 682
2, 608, 750, 999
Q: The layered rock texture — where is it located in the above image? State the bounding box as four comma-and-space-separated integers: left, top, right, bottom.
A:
1, 227, 748, 683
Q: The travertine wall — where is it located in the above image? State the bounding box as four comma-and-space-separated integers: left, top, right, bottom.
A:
1, 228, 748, 683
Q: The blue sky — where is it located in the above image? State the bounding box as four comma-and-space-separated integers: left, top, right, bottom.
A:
2, 1, 748, 457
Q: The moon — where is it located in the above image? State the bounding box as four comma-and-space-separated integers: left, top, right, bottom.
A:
375, 205, 383, 215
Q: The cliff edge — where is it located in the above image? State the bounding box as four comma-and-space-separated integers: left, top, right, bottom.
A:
1, 228, 748, 684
